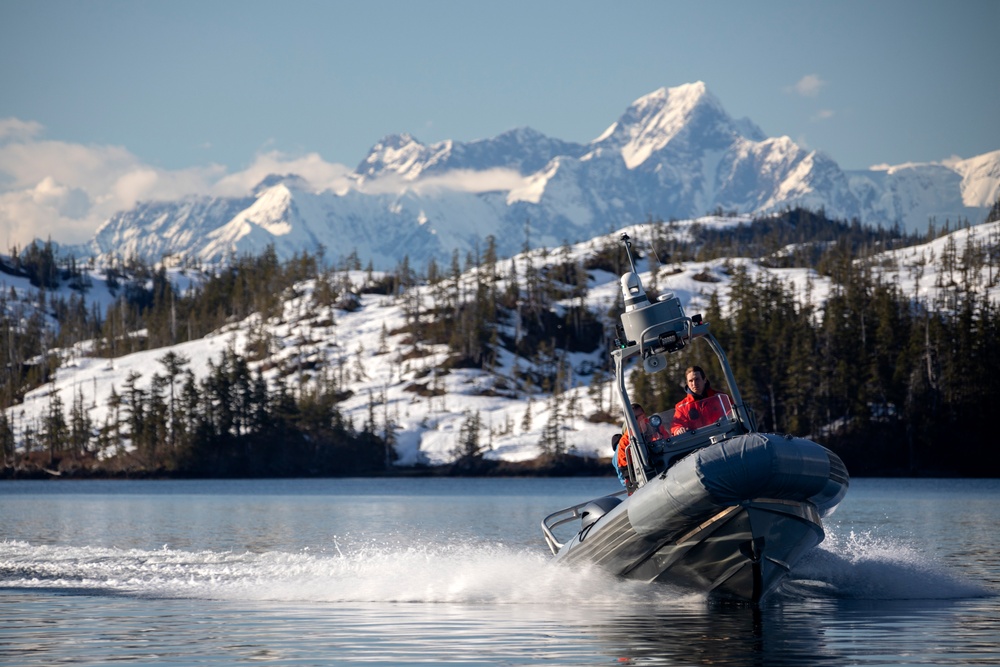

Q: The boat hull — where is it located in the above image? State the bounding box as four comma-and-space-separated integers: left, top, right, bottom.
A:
551, 433, 848, 602
632, 500, 823, 600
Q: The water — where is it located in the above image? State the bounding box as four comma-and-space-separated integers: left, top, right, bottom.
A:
1, 477, 998, 666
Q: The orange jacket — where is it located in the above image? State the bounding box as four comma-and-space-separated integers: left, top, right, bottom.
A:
616, 420, 668, 467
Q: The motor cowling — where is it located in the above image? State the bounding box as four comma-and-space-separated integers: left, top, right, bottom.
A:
580, 496, 623, 530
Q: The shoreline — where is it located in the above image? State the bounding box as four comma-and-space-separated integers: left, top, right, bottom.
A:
0, 453, 616, 481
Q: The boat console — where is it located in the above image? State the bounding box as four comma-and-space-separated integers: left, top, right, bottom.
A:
644, 395, 742, 469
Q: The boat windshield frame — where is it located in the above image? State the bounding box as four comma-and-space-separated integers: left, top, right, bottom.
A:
614, 327, 756, 488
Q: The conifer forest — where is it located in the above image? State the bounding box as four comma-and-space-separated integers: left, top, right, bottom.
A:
3, 206, 999, 478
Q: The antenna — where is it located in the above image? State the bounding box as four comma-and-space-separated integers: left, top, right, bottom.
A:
621, 233, 638, 275
649, 235, 664, 268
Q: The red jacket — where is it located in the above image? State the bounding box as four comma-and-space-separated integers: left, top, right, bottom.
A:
671, 388, 730, 435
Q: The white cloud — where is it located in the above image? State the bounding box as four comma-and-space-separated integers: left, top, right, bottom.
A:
0, 121, 354, 251
0, 120, 522, 252
418, 168, 526, 194
810, 109, 835, 122
0, 118, 43, 142
359, 168, 525, 196
788, 74, 827, 98
211, 151, 354, 197
0, 134, 225, 248
31, 176, 90, 217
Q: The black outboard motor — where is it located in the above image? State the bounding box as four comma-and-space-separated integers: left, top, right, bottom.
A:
580, 496, 623, 530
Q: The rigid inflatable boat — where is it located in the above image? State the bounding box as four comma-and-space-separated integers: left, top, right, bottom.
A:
541, 234, 849, 602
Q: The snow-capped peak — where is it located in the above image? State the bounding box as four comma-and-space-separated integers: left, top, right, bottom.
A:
592, 81, 744, 169
74, 83, 998, 272
951, 149, 1000, 207
359, 133, 455, 182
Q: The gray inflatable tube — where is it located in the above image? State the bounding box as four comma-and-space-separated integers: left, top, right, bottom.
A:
628, 433, 848, 538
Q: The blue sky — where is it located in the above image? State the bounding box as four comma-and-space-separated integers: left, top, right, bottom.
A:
0, 0, 997, 247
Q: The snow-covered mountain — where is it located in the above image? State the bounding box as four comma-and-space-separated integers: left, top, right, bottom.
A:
81, 82, 999, 270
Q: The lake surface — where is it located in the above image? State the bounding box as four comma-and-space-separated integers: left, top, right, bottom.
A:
2, 477, 998, 666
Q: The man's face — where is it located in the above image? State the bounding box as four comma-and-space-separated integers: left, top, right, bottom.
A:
635, 409, 648, 427
686, 370, 707, 395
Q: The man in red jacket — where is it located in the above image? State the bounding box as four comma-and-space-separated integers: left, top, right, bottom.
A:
671, 366, 731, 435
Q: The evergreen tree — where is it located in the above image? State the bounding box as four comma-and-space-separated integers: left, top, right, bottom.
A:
42, 391, 68, 466
538, 395, 566, 456
68, 387, 93, 459
452, 410, 483, 464
0, 411, 15, 466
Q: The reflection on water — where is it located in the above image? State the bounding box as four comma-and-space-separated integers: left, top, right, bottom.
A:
1, 477, 999, 666
4, 589, 995, 666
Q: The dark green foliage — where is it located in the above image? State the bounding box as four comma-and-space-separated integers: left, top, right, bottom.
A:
701, 261, 1000, 477
30, 344, 391, 478
3, 208, 1000, 477
14, 240, 61, 289
658, 209, 918, 267
985, 196, 1000, 225
1, 245, 391, 477
178, 358, 387, 478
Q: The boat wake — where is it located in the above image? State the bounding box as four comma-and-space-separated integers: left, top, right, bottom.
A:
779, 528, 993, 600
0, 538, 697, 606
3, 530, 990, 605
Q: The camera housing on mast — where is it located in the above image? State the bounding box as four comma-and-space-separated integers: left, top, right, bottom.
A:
619, 278, 689, 368
616, 232, 707, 373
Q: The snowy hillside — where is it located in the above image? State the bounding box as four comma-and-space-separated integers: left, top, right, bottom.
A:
75, 82, 999, 272
864, 219, 1000, 307
7, 214, 999, 468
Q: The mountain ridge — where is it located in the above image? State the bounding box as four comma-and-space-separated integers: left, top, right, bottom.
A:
77, 82, 998, 270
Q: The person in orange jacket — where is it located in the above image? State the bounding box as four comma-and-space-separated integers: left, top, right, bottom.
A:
670, 366, 730, 435
615, 403, 668, 492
